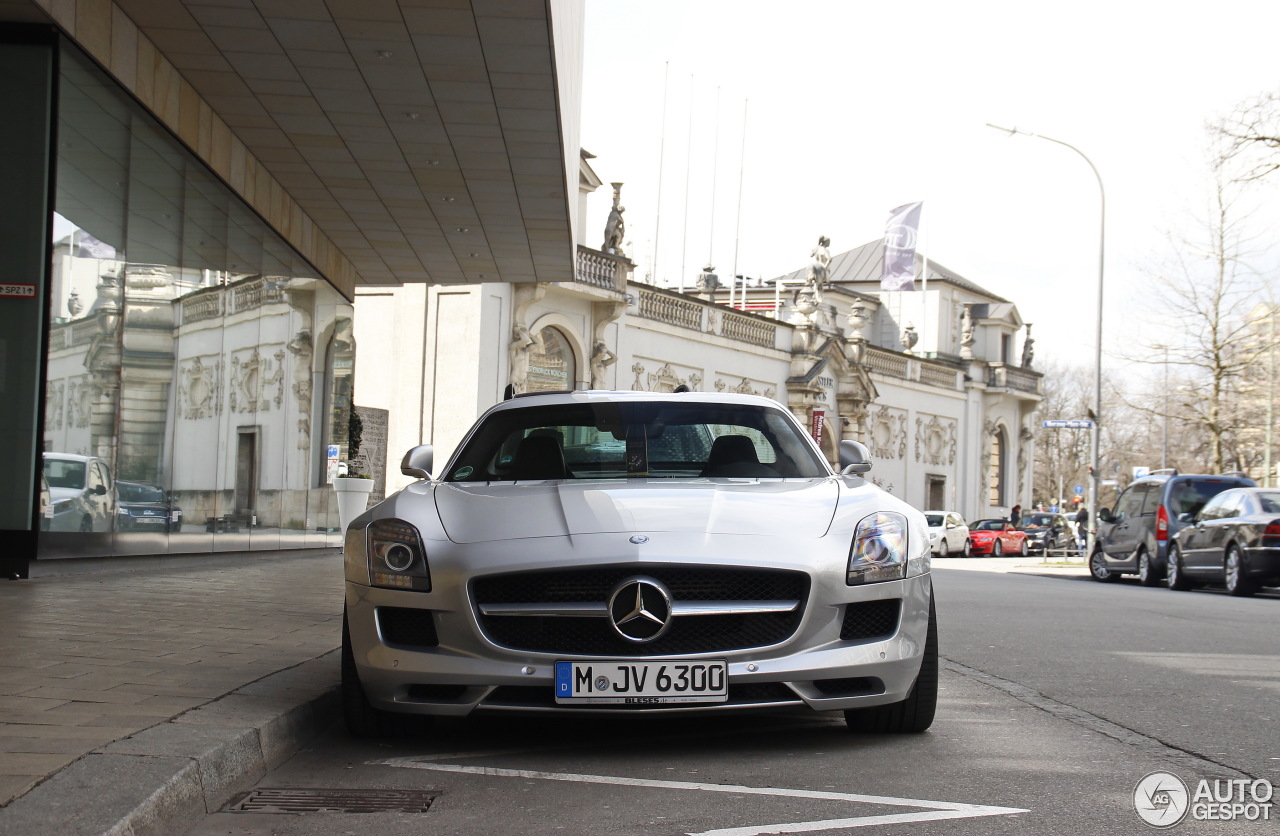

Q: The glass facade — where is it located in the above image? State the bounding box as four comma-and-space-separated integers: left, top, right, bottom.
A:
40, 44, 352, 558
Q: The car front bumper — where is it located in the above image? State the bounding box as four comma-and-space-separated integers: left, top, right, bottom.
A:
345, 531, 932, 718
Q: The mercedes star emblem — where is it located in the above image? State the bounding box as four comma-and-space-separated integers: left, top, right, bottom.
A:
607, 577, 673, 643
629, 534, 649, 544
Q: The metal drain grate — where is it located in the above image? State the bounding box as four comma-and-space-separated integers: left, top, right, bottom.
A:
230, 788, 439, 814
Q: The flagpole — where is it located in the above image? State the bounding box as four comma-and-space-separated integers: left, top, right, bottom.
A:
679, 74, 694, 293
731, 99, 749, 311
652, 61, 669, 286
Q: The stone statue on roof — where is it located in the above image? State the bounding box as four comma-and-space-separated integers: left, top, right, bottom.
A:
603, 182, 626, 256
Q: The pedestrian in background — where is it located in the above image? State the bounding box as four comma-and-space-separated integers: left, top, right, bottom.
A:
1010, 504, 1021, 526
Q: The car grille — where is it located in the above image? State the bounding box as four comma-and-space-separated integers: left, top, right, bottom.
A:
472, 566, 809, 656
839, 599, 900, 641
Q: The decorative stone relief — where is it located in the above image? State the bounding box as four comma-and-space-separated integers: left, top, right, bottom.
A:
46, 381, 65, 431
69, 376, 92, 429
647, 362, 697, 392
630, 362, 645, 391
868, 405, 908, 460
230, 346, 285, 413
914, 414, 958, 466
178, 356, 223, 420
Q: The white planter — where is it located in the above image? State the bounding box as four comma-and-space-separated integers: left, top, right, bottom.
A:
333, 477, 374, 531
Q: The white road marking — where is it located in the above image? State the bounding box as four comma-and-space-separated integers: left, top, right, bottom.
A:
380, 757, 1028, 835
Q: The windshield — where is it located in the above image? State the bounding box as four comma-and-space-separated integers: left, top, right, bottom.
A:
44, 459, 86, 490
117, 482, 166, 503
446, 401, 829, 481
1166, 479, 1248, 517
1019, 514, 1054, 528
924, 514, 944, 527
1256, 492, 1280, 514
972, 520, 1006, 531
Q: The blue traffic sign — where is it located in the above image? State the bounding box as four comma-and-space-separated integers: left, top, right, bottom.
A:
1073, 485, 1084, 495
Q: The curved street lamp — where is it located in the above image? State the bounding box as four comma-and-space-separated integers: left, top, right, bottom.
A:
987, 124, 1105, 557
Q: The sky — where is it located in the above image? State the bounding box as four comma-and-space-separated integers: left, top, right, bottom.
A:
578, 0, 1280, 375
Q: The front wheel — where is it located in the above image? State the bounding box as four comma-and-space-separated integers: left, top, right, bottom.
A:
1167, 544, 1192, 591
845, 597, 937, 734
1224, 546, 1257, 597
1018, 538, 1028, 557
938, 539, 950, 558
1137, 549, 1161, 587
1090, 549, 1118, 583
993, 539, 1003, 556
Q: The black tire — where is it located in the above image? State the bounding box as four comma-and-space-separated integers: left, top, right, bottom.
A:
963, 539, 972, 558
341, 611, 434, 738
1224, 545, 1257, 598
1018, 538, 1028, 557
938, 539, 950, 558
1136, 549, 1160, 587
1166, 544, 1192, 591
993, 539, 1003, 556
1090, 548, 1118, 583
845, 597, 937, 734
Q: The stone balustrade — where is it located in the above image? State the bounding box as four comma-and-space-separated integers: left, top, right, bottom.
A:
574, 246, 628, 292
633, 286, 780, 349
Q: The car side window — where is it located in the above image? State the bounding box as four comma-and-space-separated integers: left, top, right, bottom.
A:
1197, 491, 1233, 521
1217, 492, 1243, 519
1113, 486, 1142, 520
1133, 483, 1157, 516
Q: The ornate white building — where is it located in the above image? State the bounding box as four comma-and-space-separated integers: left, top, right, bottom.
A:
354, 155, 1043, 523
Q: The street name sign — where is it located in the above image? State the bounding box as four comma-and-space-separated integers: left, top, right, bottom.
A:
1042, 419, 1095, 429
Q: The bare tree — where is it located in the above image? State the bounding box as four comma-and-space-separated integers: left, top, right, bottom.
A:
1032, 361, 1092, 507
1214, 90, 1280, 182
1128, 144, 1269, 475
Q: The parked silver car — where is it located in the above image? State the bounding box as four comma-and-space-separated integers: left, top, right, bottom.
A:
42, 453, 115, 532
342, 392, 936, 736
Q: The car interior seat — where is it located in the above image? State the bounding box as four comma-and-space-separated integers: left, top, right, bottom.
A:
700, 434, 778, 478
509, 435, 569, 480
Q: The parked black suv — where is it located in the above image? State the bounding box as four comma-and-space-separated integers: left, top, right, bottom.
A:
1090, 471, 1256, 585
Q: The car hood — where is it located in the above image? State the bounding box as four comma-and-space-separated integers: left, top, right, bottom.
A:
48, 486, 85, 503
432, 479, 840, 544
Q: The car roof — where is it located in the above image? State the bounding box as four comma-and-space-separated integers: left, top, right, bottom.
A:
487, 390, 785, 412
43, 452, 94, 463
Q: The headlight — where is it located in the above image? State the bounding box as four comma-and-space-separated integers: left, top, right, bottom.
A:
353, 518, 431, 591
848, 511, 909, 585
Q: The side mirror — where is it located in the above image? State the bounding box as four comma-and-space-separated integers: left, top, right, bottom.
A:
838, 440, 872, 475
1097, 507, 1112, 523
401, 444, 434, 480
94, 484, 108, 496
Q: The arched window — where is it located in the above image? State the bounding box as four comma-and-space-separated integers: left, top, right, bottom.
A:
988, 428, 1007, 507
526, 327, 575, 392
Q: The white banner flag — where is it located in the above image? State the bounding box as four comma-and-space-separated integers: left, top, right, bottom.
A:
881, 202, 923, 291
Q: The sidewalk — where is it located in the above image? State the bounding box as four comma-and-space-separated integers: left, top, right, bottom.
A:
0, 550, 345, 836
933, 554, 1091, 578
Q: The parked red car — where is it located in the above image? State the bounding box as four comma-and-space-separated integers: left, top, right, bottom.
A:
967, 519, 1029, 556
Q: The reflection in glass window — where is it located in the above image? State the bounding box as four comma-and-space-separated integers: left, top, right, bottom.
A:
526, 327, 575, 392
41, 43, 353, 558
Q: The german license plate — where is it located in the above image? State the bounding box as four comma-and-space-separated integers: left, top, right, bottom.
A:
554, 660, 727, 704
136, 517, 164, 524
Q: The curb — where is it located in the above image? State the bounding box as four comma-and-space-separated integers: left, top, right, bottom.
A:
0, 651, 340, 836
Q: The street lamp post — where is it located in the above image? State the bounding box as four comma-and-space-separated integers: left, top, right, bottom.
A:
987, 124, 1105, 558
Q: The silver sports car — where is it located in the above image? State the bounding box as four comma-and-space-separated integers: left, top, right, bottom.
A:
342, 391, 936, 735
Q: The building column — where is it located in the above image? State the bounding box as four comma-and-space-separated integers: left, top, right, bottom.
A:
0, 28, 55, 578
